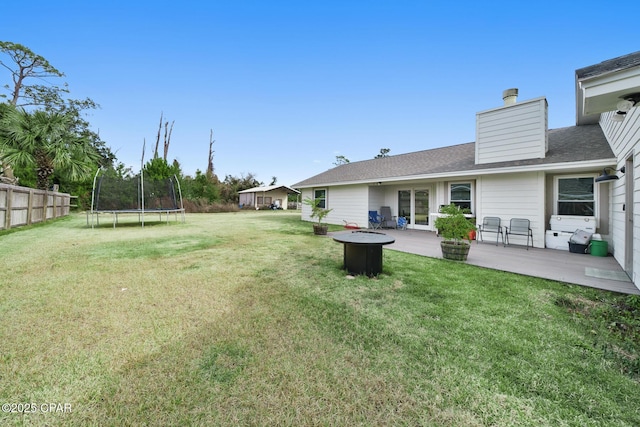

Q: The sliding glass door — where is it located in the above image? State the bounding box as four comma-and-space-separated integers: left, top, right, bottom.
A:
398, 188, 430, 229
415, 190, 429, 226
398, 190, 411, 223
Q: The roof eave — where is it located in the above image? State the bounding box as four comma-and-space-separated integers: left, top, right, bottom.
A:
294, 159, 618, 189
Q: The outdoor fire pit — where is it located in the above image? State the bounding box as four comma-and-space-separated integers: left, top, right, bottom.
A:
332, 230, 395, 276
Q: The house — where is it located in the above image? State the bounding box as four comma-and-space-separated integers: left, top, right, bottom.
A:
293, 51, 640, 290
238, 185, 300, 210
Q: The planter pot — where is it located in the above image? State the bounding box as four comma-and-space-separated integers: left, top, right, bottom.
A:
440, 241, 471, 261
313, 224, 328, 235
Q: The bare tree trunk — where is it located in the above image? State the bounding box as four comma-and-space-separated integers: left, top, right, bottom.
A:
10, 70, 26, 106
207, 129, 215, 177
154, 112, 163, 158
164, 120, 174, 161
3, 69, 23, 179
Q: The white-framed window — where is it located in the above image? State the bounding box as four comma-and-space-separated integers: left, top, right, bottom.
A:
314, 188, 327, 209
554, 175, 597, 216
449, 182, 473, 212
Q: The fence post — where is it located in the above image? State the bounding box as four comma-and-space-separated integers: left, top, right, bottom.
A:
5, 187, 12, 230
43, 190, 48, 221
27, 188, 34, 225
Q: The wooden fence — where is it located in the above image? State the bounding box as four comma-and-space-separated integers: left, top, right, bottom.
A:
0, 183, 71, 231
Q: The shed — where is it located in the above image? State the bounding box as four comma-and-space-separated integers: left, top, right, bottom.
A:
238, 185, 300, 210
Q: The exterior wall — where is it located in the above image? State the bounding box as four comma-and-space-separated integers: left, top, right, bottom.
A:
268, 190, 289, 209
301, 185, 369, 227
476, 97, 548, 164
379, 182, 438, 230
300, 189, 313, 220
543, 172, 609, 235
368, 186, 386, 213
475, 172, 545, 248
239, 192, 254, 207
239, 189, 292, 209
600, 108, 640, 286
327, 185, 369, 226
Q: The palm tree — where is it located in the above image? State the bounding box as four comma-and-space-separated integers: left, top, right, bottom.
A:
0, 103, 17, 183
0, 107, 100, 189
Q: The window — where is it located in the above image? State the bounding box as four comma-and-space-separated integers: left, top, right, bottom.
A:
556, 176, 595, 216
314, 189, 327, 209
450, 182, 472, 211
257, 196, 272, 205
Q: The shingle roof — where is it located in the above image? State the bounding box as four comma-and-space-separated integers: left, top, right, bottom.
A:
238, 185, 300, 194
292, 124, 614, 188
576, 51, 640, 79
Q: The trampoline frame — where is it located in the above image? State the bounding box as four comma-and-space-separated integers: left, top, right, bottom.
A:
87, 168, 185, 228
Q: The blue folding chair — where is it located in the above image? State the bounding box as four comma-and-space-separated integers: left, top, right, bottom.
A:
368, 210, 383, 229
396, 216, 407, 230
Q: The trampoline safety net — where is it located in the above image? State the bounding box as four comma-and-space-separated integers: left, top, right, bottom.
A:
94, 172, 180, 211
89, 168, 185, 227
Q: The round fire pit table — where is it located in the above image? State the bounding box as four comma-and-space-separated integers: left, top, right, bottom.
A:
332, 230, 395, 276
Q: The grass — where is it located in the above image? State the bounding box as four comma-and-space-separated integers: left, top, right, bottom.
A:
0, 211, 639, 426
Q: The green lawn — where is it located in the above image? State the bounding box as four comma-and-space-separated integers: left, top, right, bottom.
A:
1, 211, 638, 426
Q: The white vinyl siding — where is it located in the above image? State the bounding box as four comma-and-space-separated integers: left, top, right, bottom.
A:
327, 185, 369, 226
368, 186, 386, 214
301, 185, 369, 227
600, 107, 640, 283
476, 172, 545, 247
476, 97, 548, 164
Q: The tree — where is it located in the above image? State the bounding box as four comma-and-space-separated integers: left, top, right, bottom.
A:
58, 98, 115, 168
220, 173, 262, 204
0, 108, 100, 189
333, 155, 350, 166
374, 148, 390, 159
0, 41, 115, 178
0, 41, 66, 107
0, 103, 17, 182
143, 157, 179, 180
207, 129, 215, 178
270, 176, 277, 186
152, 112, 174, 162
181, 169, 219, 203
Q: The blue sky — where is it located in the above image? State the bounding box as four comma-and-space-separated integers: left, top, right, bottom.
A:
2, 1, 639, 186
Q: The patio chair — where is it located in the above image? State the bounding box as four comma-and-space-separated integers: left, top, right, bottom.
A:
504, 218, 533, 249
478, 216, 504, 246
368, 210, 383, 230
379, 206, 396, 228
396, 216, 407, 230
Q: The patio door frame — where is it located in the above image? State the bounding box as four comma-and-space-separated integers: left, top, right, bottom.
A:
398, 186, 433, 231
624, 155, 633, 276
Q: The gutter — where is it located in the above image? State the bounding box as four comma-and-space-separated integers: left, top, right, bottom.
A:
294, 158, 618, 189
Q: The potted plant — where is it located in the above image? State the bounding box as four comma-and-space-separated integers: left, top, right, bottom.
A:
303, 197, 333, 235
433, 204, 476, 261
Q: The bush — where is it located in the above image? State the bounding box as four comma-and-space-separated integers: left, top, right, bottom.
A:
433, 204, 476, 243
182, 199, 239, 213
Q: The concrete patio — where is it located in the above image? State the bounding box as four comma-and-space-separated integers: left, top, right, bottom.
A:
336, 228, 639, 295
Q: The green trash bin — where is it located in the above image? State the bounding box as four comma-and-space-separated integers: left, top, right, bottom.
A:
590, 240, 608, 257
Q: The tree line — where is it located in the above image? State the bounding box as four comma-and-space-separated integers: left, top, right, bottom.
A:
0, 41, 268, 211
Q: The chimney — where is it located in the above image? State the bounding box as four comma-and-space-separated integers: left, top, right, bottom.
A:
502, 88, 518, 105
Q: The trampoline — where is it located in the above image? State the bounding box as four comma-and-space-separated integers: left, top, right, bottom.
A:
87, 168, 185, 228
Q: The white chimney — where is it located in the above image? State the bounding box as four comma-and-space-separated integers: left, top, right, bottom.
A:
502, 88, 518, 105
